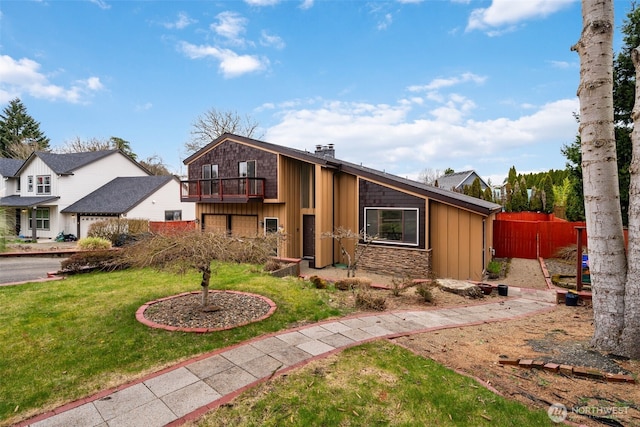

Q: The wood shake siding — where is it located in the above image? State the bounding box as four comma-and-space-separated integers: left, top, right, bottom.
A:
188, 141, 278, 199
358, 179, 426, 249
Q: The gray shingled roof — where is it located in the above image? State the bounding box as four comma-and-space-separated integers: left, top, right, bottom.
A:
0, 195, 60, 207
19, 150, 120, 175
435, 170, 476, 191
61, 176, 175, 215
185, 133, 502, 216
0, 158, 24, 177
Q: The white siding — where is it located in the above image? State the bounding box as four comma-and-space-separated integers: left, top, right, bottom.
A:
127, 180, 196, 221
17, 152, 149, 239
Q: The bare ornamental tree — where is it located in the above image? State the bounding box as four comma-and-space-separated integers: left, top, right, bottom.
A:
122, 230, 279, 309
185, 108, 262, 154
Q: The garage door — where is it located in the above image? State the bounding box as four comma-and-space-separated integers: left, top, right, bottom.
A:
231, 215, 258, 237
203, 214, 227, 233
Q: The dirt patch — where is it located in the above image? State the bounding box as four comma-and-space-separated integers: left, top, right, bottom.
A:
306, 259, 639, 426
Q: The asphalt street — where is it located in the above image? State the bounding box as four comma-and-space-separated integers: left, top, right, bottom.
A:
0, 257, 65, 285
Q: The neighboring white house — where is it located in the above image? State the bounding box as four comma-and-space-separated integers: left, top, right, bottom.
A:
0, 150, 195, 240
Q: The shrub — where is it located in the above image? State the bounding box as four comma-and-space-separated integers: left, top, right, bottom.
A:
309, 275, 328, 289
390, 276, 412, 297
416, 280, 438, 303
355, 290, 387, 311
77, 237, 112, 251
334, 277, 372, 291
263, 259, 283, 272
60, 250, 126, 274
88, 218, 149, 246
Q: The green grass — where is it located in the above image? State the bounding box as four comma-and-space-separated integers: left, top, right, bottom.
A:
0, 263, 344, 425
194, 341, 556, 427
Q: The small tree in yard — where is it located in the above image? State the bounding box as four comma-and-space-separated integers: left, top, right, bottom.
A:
322, 227, 375, 278
122, 230, 278, 309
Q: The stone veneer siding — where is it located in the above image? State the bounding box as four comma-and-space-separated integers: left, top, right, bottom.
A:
358, 244, 431, 279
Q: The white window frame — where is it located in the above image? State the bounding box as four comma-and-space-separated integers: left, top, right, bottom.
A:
36, 175, 51, 195
364, 207, 419, 246
264, 217, 279, 235
28, 207, 51, 231
28, 176, 33, 192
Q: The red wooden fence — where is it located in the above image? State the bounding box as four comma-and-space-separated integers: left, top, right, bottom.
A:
493, 212, 587, 259
149, 220, 197, 234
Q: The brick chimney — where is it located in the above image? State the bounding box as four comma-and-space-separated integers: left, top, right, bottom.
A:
314, 143, 335, 158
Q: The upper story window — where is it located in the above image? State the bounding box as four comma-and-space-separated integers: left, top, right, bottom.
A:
238, 160, 256, 178
239, 160, 257, 194
16, 179, 21, 193
202, 164, 218, 179
364, 207, 418, 246
202, 164, 218, 195
300, 164, 315, 209
28, 176, 33, 192
36, 175, 51, 195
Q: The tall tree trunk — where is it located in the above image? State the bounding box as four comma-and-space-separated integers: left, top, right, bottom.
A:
573, 0, 627, 352
620, 48, 640, 358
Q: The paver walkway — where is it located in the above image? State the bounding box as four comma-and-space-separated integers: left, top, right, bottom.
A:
18, 293, 556, 427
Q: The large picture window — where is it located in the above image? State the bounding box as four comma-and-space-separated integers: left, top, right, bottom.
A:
365, 207, 418, 245
28, 208, 50, 230
36, 175, 51, 195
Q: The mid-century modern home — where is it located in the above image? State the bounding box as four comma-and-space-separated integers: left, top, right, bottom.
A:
0, 150, 195, 240
181, 134, 502, 281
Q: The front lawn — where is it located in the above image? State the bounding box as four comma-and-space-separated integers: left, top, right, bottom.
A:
0, 263, 344, 425
191, 341, 556, 426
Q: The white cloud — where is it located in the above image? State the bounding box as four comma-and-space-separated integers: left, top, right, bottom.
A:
163, 12, 196, 30
299, 0, 314, 10
178, 41, 268, 78
408, 72, 487, 92
211, 11, 248, 44
264, 96, 579, 180
0, 55, 102, 104
135, 102, 153, 112
245, 0, 280, 6
260, 30, 285, 49
466, 0, 576, 33
377, 13, 393, 30
89, 0, 111, 10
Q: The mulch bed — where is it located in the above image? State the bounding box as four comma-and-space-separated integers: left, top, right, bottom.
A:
140, 291, 275, 331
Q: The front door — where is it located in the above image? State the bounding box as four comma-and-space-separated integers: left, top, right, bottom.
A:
302, 215, 315, 258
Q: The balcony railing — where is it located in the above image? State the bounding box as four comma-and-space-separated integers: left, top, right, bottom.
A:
180, 177, 266, 202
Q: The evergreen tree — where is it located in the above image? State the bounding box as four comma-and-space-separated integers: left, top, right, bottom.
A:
529, 187, 543, 211
511, 181, 523, 212
519, 177, 529, 211
0, 98, 50, 157
541, 174, 556, 214
469, 177, 482, 198
482, 186, 493, 202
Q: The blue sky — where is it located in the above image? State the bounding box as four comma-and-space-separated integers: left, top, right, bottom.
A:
0, 0, 634, 184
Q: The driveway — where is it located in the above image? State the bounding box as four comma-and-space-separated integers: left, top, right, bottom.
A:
0, 256, 65, 285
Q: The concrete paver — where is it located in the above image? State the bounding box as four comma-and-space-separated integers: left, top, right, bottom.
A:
17, 295, 556, 427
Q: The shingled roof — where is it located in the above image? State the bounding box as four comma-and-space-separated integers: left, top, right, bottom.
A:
184, 133, 502, 216
17, 150, 123, 175
62, 176, 175, 215
0, 158, 23, 177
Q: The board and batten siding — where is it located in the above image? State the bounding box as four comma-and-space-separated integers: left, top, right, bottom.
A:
429, 200, 489, 281
331, 172, 358, 265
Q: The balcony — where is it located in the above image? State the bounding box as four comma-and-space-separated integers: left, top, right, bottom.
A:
180, 177, 266, 202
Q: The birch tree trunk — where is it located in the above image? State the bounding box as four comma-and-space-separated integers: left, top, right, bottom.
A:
620, 48, 640, 358
573, 0, 627, 352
